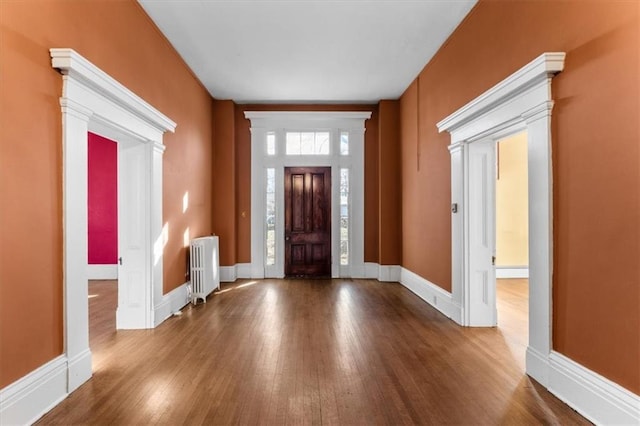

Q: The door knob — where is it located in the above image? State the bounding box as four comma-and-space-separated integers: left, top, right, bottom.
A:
285, 236, 290, 241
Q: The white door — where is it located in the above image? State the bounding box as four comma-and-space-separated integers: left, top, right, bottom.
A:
467, 139, 497, 326
117, 141, 152, 329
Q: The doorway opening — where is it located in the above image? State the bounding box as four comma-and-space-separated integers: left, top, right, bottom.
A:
439, 52, 564, 384
284, 167, 332, 278
87, 132, 119, 363
495, 131, 529, 370
52, 48, 175, 392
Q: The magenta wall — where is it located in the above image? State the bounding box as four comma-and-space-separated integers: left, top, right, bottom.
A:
88, 132, 117, 264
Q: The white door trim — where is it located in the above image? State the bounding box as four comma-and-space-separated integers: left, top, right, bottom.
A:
438, 52, 565, 387
51, 48, 176, 392
244, 111, 370, 279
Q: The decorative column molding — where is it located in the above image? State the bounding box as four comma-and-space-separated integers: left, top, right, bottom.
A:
437, 52, 565, 388
51, 48, 175, 394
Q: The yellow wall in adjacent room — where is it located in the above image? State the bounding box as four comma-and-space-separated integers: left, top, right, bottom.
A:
496, 132, 528, 267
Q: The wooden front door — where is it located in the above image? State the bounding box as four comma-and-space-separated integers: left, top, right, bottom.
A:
284, 167, 331, 277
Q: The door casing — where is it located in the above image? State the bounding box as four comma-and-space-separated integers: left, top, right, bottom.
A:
52, 48, 175, 392
439, 52, 565, 386
245, 112, 370, 279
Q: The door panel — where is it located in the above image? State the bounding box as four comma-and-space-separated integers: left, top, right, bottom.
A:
468, 140, 497, 326
285, 167, 331, 277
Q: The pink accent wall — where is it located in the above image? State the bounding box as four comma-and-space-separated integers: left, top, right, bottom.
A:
88, 132, 117, 264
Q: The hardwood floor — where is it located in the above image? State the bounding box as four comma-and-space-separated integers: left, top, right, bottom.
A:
496, 278, 529, 371
38, 279, 588, 425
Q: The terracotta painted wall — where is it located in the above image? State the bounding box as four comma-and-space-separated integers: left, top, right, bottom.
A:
399, 0, 639, 394
88, 132, 118, 265
232, 104, 380, 265
378, 101, 402, 265
212, 100, 237, 266
0, 0, 213, 388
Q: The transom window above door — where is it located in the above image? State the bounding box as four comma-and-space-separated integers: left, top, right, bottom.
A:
285, 131, 330, 155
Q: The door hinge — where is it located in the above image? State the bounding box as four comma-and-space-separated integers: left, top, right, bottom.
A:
491, 256, 496, 266
118, 257, 123, 265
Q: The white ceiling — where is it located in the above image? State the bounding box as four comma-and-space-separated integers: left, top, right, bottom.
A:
138, 0, 477, 104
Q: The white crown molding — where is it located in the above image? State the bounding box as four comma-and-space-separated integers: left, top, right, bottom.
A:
244, 111, 372, 121
50, 48, 177, 134
437, 52, 565, 133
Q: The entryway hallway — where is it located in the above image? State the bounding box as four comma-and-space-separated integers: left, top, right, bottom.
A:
39, 279, 587, 424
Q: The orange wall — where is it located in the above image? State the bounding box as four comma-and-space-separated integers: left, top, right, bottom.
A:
399, 0, 639, 393
212, 100, 237, 266
378, 101, 402, 265
0, 0, 213, 388
232, 104, 380, 264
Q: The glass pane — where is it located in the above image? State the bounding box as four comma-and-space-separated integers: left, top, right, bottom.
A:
266, 132, 275, 156
340, 168, 349, 265
266, 168, 276, 265
286, 132, 301, 155
285, 131, 330, 155
316, 132, 330, 154
301, 132, 314, 155
340, 132, 349, 155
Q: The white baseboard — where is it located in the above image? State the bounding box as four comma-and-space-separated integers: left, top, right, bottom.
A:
220, 263, 256, 282
378, 265, 401, 282
236, 263, 252, 279
399, 267, 462, 323
364, 262, 379, 279
364, 263, 402, 282
526, 346, 550, 387
154, 282, 190, 327
67, 349, 92, 393
220, 266, 237, 282
548, 351, 640, 425
86, 264, 117, 280
0, 355, 68, 426
496, 266, 529, 279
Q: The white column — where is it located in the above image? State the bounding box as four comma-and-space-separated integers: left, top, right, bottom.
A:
448, 141, 465, 325
151, 140, 165, 325
60, 97, 93, 392
250, 126, 266, 279
349, 127, 366, 278
523, 99, 555, 386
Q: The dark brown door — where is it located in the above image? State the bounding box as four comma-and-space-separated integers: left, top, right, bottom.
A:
284, 167, 331, 277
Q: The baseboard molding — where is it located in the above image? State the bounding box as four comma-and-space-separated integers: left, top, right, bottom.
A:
548, 351, 640, 425
364, 263, 401, 282
399, 267, 462, 323
496, 266, 529, 279
378, 265, 401, 282
220, 266, 237, 282
0, 355, 68, 426
154, 282, 190, 327
86, 264, 117, 280
526, 346, 550, 387
220, 264, 256, 282
67, 349, 92, 393
236, 263, 252, 279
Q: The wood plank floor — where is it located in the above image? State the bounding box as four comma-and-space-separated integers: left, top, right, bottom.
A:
37, 279, 589, 425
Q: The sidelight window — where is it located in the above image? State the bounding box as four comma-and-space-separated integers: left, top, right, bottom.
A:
265, 168, 276, 265
340, 168, 349, 265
